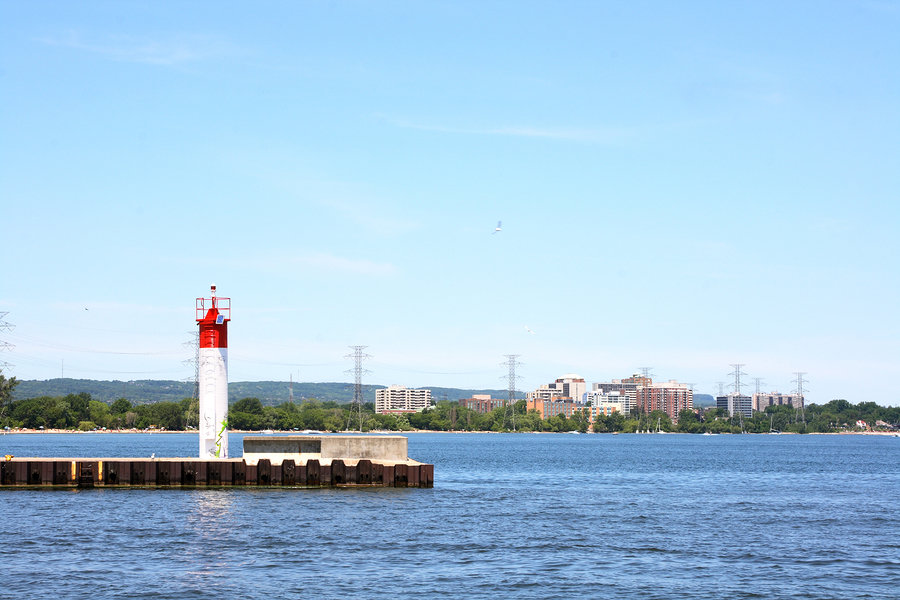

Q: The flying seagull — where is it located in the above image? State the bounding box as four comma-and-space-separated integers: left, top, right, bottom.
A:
525, 326, 535, 335
493, 220, 502, 234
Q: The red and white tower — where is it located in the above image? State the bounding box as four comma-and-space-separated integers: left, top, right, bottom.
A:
196, 285, 231, 458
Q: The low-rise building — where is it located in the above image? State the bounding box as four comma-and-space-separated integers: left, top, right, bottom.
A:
458, 394, 506, 414
375, 385, 432, 414
527, 398, 584, 420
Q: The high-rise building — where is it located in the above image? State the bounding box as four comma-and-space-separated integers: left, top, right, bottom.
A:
752, 392, 804, 412
636, 381, 693, 421
527, 374, 586, 404
717, 394, 752, 419
375, 385, 432, 414
592, 373, 651, 415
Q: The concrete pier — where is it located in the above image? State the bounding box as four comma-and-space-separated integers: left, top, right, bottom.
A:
0, 435, 433, 489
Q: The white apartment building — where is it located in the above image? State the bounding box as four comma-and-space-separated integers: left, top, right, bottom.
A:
375, 385, 432, 414
585, 390, 629, 420
591, 374, 651, 415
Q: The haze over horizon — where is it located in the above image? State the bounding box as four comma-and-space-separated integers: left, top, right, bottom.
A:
2, 2, 898, 405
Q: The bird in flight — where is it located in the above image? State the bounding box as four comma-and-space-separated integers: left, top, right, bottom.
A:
493, 220, 502, 234
524, 326, 535, 335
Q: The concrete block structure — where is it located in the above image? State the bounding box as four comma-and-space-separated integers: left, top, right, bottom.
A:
0, 435, 434, 489
242, 435, 410, 466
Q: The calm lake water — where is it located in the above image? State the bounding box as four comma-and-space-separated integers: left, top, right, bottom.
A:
1, 432, 898, 599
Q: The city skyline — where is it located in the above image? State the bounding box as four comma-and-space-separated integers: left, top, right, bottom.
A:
2, 2, 898, 406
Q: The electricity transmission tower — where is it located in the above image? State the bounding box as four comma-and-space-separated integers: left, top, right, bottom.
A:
639, 366, 654, 380
345, 346, 371, 432
753, 377, 765, 395
501, 354, 522, 431
729, 364, 747, 395
793, 372, 808, 423
0, 312, 14, 372
182, 331, 200, 400
793, 372, 808, 397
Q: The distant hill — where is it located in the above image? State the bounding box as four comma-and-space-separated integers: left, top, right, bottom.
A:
12, 379, 716, 409
12, 379, 514, 406
693, 393, 715, 407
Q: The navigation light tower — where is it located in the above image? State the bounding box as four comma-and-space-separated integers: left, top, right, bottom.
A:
196, 285, 231, 458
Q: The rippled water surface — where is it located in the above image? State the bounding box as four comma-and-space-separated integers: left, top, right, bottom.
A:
1, 432, 898, 599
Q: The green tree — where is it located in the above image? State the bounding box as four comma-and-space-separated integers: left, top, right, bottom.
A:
0, 371, 19, 426
232, 397, 264, 414
676, 409, 701, 433
65, 393, 92, 423
110, 398, 132, 414
228, 397, 266, 430
517, 409, 543, 432
648, 410, 673, 432
572, 408, 590, 433
88, 400, 111, 429
182, 397, 199, 429
157, 401, 185, 430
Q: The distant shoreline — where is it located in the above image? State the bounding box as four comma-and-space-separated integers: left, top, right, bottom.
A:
2, 428, 897, 436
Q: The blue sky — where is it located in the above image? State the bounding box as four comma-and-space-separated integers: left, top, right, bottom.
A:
2, 1, 898, 405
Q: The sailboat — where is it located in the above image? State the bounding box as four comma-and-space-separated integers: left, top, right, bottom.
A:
769, 414, 781, 434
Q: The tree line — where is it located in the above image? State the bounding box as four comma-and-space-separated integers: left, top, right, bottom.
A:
1, 374, 897, 433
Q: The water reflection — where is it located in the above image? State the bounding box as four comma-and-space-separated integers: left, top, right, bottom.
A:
181, 490, 242, 581
187, 489, 235, 529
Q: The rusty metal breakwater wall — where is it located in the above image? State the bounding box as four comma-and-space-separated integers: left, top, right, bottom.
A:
0, 458, 433, 489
